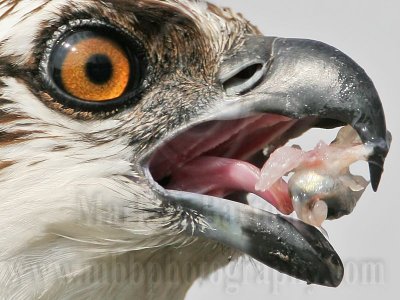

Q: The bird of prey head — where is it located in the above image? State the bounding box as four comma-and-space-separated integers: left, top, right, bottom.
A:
0, 0, 391, 299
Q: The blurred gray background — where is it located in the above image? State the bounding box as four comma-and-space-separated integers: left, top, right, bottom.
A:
187, 1, 399, 299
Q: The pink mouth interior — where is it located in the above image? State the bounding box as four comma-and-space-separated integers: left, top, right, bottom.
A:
148, 114, 300, 215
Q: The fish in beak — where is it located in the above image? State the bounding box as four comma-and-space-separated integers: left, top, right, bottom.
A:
141, 36, 391, 287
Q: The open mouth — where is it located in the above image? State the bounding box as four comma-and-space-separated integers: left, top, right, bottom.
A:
141, 113, 350, 287
138, 36, 390, 287
146, 113, 336, 216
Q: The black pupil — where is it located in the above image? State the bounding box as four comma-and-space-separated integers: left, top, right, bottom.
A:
85, 54, 113, 84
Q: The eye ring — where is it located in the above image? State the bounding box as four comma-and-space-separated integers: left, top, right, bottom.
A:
39, 19, 148, 113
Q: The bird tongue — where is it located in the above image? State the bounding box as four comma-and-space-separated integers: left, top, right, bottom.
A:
150, 114, 299, 215
167, 156, 294, 214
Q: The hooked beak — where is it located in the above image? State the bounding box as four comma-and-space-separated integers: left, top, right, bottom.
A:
218, 37, 390, 191
143, 36, 390, 287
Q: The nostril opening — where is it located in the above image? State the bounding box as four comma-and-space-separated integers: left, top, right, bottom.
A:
222, 63, 265, 96
234, 63, 262, 80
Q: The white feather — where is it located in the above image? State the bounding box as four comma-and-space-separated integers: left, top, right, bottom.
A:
0, 1, 246, 298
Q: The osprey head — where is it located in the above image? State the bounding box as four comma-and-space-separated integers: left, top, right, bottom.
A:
0, 0, 390, 299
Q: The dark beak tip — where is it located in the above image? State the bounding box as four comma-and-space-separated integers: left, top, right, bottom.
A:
329, 261, 345, 287
308, 253, 344, 287
368, 135, 390, 192
369, 162, 384, 192
327, 275, 344, 288
279, 216, 344, 287
368, 130, 391, 192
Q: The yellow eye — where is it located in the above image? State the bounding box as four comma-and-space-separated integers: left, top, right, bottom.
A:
44, 25, 146, 110
60, 36, 130, 101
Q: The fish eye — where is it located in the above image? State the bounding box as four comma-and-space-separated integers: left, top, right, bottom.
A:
40, 20, 147, 112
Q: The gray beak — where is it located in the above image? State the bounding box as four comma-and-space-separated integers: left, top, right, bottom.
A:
164, 190, 344, 287
150, 36, 390, 288
219, 36, 391, 191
